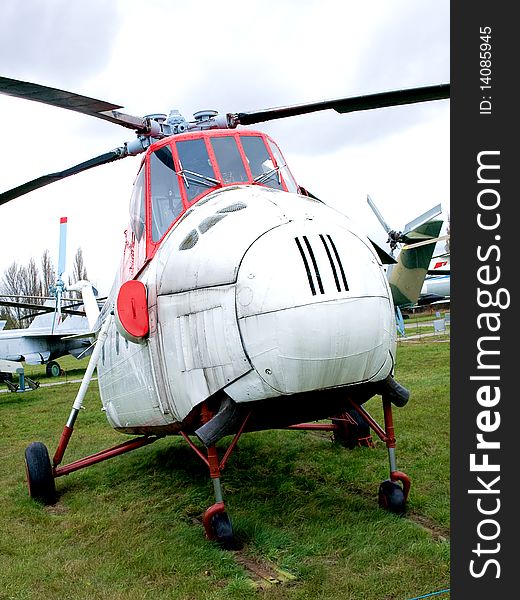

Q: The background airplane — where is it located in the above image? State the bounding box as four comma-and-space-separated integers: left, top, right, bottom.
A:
0, 218, 98, 381
0, 297, 95, 380
419, 253, 450, 305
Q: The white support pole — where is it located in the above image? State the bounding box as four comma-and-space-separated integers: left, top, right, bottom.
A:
71, 314, 112, 414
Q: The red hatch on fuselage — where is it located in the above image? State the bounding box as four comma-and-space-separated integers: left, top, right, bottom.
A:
121, 130, 300, 281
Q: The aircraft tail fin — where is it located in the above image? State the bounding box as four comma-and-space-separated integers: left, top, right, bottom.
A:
28, 301, 58, 330
66, 281, 100, 331
388, 219, 443, 308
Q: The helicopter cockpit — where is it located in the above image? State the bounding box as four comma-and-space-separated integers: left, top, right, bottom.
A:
124, 131, 299, 278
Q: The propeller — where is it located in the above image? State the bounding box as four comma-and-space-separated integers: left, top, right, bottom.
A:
367, 195, 442, 255
0, 75, 450, 205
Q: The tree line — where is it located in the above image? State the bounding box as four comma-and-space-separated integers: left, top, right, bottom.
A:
0, 248, 88, 329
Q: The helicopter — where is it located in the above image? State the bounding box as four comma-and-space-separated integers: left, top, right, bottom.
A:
0, 76, 449, 548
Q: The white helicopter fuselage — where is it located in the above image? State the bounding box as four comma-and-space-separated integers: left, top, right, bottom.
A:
97, 185, 396, 433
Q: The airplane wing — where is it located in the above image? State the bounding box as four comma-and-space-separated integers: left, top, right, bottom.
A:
0, 327, 93, 364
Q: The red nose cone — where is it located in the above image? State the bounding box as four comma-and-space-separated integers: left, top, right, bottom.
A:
116, 280, 149, 339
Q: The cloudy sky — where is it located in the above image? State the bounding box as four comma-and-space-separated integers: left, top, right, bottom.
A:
0, 0, 449, 295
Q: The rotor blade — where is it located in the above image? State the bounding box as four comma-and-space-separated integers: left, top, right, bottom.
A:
20, 308, 87, 320
0, 76, 147, 132
58, 217, 68, 277
403, 203, 442, 235
0, 299, 84, 316
0, 294, 87, 303
367, 194, 392, 233
402, 234, 450, 250
235, 84, 450, 126
0, 147, 126, 205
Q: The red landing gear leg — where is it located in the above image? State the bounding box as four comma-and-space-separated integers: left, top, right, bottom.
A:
180, 403, 250, 549
347, 397, 410, 514
380, 398, 410, 512
202, 445, 235, 549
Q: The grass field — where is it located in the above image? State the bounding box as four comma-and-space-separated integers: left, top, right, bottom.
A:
0, 341, 449, 600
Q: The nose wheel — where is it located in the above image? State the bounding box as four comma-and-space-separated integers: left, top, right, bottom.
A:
203, 502, 236, 549
179, 404, 252, 549
345, 393, 411, 514
378, 480, 406, 514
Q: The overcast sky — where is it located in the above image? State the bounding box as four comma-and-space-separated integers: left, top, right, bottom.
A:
0, 0, 449, 294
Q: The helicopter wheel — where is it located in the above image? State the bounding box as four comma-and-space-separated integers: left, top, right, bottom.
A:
204, 503, 237, 550
24, 442, 57, 505
332, 409, 374, 449
378, 480, 406, 514
211, 511, 237, 550
46, 361, 62, 378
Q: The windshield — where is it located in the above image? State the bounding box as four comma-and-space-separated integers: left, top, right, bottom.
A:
129, 166, 145, 241
176, 138, 219, 202
210, 136, 248, 184
240, 135, 284, 190
267, 139, 298, 193
150, 145, 184, 242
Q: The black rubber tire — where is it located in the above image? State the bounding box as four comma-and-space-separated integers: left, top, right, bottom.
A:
25, 442, 57, 505
378, 480, 406, 514
211, 511, 237, 550
46, 361, 62, 378
332, 409, 372, 449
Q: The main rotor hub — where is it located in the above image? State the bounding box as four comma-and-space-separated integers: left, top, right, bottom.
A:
193, 109, 219, 122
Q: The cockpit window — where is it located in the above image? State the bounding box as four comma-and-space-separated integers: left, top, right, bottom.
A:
150, 145, 183, 242
129, 166, 145, 241
176, 138, 219, 202
240, 135, 283, 190
267, 139, 298, 193
210, 136, 248, 184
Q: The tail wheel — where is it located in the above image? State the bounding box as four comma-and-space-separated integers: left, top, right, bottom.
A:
378, 480, 406, 514
25, 442, 57, 505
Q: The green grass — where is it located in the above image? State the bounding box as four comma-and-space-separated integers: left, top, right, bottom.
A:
0, 342, 449, 600
22, 354, 92, 384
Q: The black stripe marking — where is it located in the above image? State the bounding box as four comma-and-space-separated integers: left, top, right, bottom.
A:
326, 235, 349, 290
319, 234, 341, 292
295, 237, 316, 295
303, 236, 325, 294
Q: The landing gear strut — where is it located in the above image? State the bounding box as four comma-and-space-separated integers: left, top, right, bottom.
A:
347, 395, 411, 514
287, 382, 411, 514
181, 403, 250, 549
